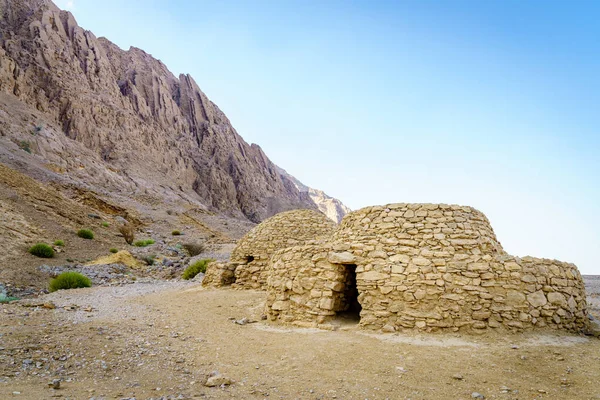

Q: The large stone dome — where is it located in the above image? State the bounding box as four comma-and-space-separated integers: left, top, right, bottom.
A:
331, 203, 505, 257
203, 209, 336, 289
231, 209, 336, 265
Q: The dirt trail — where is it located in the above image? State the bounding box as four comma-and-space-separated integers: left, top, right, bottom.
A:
1, 282, 599, 399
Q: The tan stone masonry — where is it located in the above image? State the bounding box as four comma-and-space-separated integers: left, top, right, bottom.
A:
205, 203, 589, 332
264, 203, 589, 332
203, 209, 336, 289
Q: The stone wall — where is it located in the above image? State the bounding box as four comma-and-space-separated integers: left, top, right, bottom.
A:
203, 209, 336, 289
266, 243, 353, 328
201, 261, 237, 287
265, 203, 589, 332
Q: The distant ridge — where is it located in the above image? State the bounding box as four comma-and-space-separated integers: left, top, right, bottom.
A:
277, 167, 351, 223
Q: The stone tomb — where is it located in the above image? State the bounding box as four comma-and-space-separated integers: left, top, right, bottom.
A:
202, 209, 336, 289
264, 203, 589, 333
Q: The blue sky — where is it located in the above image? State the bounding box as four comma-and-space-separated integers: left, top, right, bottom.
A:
55, 0, 599, 274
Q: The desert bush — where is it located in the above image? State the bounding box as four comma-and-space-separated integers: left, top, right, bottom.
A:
49, 272, 92, 292
19, 140, 31, 153
172, 230, 181, 236
53, 240, 65, 247
183, 243, 205, 256
77, 229, 94, 239
109, 248, 118, 253
102, 221, 109, 227
0, 295, 19, 304
29, 243, 54, 258
143, 254, 156, 266
182, 258, 214, 280
119, 224, 135, 245
134, 239, 155, 247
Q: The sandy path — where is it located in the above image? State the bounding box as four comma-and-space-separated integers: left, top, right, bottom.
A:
1, 281, 599, 399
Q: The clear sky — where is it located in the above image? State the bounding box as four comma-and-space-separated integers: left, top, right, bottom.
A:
55, 0, 600, 274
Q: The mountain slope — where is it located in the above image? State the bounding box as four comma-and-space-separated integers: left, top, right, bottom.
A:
0, 0, 317, 222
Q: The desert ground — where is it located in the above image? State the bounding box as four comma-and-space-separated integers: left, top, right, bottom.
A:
1, 276, 599, 400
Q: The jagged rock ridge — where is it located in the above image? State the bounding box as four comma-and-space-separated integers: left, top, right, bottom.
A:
277, 167, 351, 223
0, 0, 322, 222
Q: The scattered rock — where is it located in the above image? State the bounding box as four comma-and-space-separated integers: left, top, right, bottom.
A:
191, 272, 205, 282
48, 379, 60, 389
204, 374, 233, 387
471, 392, 485, 399
452, 374, 464, 380
584, 318, 600, 337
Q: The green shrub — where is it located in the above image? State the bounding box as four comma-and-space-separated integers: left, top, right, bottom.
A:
182, 259, 214, 280
183, 243, 205, 256
143, 255, 156, 266
172, 230, 181, 236
29, 243, 54, 258
134, 239, 155, 247
53, 240, 65, 247
19, 140, 31, 153
77, 229, 94, 239
102, 221, 109, 227
109, 248, 118, 253
0, 296, 19, 304
49, 272, 92, 292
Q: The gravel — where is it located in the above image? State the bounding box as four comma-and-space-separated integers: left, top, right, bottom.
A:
42, 280, 196, 324
38, 263, 133, 286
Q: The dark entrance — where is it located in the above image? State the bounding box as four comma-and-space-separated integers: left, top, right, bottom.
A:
338, 264, 361, 322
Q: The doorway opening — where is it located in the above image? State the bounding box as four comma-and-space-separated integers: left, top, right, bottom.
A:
338, 264, 361, 323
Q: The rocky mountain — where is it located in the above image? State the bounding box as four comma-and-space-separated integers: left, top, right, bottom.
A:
277, 167, 351, 223
0, 0, 331, 223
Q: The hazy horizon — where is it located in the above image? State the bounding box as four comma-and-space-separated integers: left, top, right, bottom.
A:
55, 0, 600, 274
